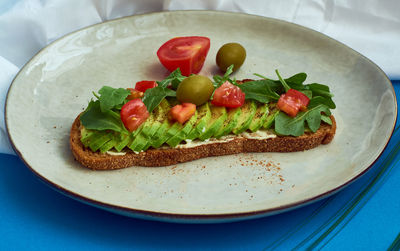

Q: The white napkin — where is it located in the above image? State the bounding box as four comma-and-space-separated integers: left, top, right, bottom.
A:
1, 0, 399, 155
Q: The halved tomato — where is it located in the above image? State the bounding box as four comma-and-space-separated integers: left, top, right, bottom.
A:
211, 81, 245, 108
135, 80, 158, 93
120, 99, 149, 132
169, 103, 196, 124
277, 89, 310, 117
157, 36, 210, 76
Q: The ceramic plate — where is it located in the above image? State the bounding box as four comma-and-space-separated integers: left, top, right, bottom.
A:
5, 11, 397, 223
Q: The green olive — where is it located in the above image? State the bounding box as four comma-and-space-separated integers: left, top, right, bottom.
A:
216, 42, 246, 72
176, 75, 214, 105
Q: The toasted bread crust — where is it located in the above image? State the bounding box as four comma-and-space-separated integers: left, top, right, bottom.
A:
70, 115, 336, 170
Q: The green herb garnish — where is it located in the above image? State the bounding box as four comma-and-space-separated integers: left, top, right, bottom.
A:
80, 100, 128, 134
142, 69, 186, 112
142, 86, 176, 113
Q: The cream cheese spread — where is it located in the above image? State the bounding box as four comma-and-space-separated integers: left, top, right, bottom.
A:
106, 151, 127, 156
106, 130, 277, 155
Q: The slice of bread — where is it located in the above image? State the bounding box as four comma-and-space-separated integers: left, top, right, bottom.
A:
70, 115, 336, 170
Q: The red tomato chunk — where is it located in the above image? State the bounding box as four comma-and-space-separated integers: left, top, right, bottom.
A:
135, 80, 158, 93
120, 99, 149, 132
211, 81, 245, 108
277, 89, 309, 117
169, 103, 196, 124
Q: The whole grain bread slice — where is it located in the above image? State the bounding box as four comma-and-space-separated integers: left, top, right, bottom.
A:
70, 115, 336, 170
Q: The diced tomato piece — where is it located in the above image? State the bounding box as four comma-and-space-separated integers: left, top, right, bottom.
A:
169, 103, 196, 124
277, 89, 310, 117
126, 88, 144, 100
157, 36, 210, 76
287, 89, 309, 110
120, 99, 149, 132
211, 81, 245, 108
135, 80, 158, 93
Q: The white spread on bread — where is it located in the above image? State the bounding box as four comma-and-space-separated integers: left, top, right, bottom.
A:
106, 151, 127, 156
106, 130, 277, 155
177, 135, 236, 148
241, 130, 277, 140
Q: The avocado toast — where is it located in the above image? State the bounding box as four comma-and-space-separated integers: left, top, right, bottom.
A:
70, 69, 337, 170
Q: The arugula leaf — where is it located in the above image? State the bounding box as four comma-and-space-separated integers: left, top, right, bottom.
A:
142, 86, 176, 113
97, 86, 130, 112
213, 65, 235, 88
274, 96, 332, 136
80, 100, 128, 133
274, 112, 305, 136
306, 83, 333, 97
306, 83, 336, 108
157, 68, 186, 89
285, 73, 307, 87
308, 96, 335, 109
238, 79, 280, 103
254, 72, 308, 94
275, 70, 291, 92
300, 90, 313, 99
321, 114, 332, 125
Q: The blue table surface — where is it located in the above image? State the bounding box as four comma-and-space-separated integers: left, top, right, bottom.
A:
1, 81, 399, 250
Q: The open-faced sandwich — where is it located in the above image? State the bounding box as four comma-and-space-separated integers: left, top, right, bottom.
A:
70, 65, 336, 169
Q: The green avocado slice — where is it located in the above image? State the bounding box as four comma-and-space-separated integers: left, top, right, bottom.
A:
166, 111, 198, 147
99, 133, 119, 153
114, 133, 133, 152
146, 99, 176, 149
249, 103, 269, 132
148, 120, 171, 149
198, 105, 227, 141
155, 121, 184, 147
81, 127, 95, 147
263, 105, 279, 129
232, 101, 257, 135
186, 102, 211, 140
214, 107, 241, 138
88, 131, 113, 152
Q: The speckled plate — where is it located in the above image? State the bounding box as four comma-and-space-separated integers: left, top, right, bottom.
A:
5, 11, 397, 223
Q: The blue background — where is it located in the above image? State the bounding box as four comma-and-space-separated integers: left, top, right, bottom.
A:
0, 81, 399, 250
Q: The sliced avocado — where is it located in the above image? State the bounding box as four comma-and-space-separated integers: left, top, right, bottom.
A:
153, 121, 183, 148
232, 101, 257, 135
249, 103, 269, 132
186, 102, 211, 140
166, 111, 198, 147
129, 100, 167, 152
198, 105, 227, 141
142, 99, 168, 138
148, 119, 171, 149
99, 133, 119, 153
114, 133, 132, 152
81, 127, 95, 146
214, 107, 241, 138
145, 99, 176, 149
81, 130, 99, 148
88, 131, 113, 152
130, 132, 149, 152
263, 105, 279, 129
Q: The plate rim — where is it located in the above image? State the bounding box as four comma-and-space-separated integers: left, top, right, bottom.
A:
5, 10, 398, 223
